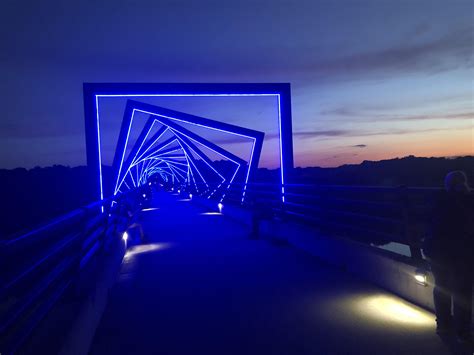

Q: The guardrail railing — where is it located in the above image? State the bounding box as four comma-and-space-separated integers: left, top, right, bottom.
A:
177, 181, 442, 264
0, 187, 146, 354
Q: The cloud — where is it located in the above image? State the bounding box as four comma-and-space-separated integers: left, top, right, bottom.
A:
294, 130, 351, 138
319, 107, 474, 123
352, 144, 367, 148
303, 25, 473, 79
289, 125, 471, 140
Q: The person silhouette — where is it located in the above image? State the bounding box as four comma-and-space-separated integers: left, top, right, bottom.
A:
424, 171, 474, 343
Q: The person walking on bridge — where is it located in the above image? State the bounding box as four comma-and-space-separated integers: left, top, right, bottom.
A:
424, 170, 474, 343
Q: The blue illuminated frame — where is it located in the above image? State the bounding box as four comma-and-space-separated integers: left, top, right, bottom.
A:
83, 83, 293, 202
113, 101, 251, 198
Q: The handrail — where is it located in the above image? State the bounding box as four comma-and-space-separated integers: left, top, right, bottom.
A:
0, 187, 143, 354
1, 179, 443, 353
4, 198, 110, 247
176, 180, 442, 264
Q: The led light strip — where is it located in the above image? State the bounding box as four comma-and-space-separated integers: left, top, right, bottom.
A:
95, 93, 279, 201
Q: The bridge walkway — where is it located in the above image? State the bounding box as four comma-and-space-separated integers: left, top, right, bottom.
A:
89, 190, 450, 355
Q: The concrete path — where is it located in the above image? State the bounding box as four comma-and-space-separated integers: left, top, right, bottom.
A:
89, 191, 454, 355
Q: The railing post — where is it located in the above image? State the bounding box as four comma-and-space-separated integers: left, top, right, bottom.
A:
399, 187, 423, 262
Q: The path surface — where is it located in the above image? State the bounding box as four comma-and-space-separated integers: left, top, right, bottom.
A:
89, 190, 452, 355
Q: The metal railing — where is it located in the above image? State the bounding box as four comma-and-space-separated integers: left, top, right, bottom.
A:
0, 188, 143, 354
0, 181, 444, 352
178, 181, 443, 264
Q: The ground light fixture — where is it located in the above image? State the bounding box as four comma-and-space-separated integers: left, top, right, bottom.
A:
414, 268, 427, 286
189, 193, 193, 199
218, 203, 223, 213
122, 231, 129, 242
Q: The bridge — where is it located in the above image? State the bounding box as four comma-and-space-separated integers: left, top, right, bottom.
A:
1, 83, 472, 354
2, 181, 473, 355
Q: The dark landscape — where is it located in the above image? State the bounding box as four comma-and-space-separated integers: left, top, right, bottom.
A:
1, 155, 472, 239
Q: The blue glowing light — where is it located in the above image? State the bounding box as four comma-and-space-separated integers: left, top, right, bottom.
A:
114, 102, 254, 200
85, 84, 292, 204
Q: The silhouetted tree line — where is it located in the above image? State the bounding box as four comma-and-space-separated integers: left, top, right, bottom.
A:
0, 166, 96, 239
283, 156, 473, 187
1, 156, 472, 239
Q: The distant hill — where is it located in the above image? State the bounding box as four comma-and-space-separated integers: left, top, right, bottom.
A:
256, 155, 474, 187
1, 155, 472, 238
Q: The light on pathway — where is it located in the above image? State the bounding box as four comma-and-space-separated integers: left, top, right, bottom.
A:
189, 193, 193, 199
142, 194, 146, 198
218, 203, 223, 213
122, 231, 129, 242
124, 243, 171, 260
414, 269, 427, 286
361, 295, 434, 325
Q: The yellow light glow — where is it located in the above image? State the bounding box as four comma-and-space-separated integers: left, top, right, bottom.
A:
124, 243, 171, 259
359, 295, 434, 326
414, 274, 426, 284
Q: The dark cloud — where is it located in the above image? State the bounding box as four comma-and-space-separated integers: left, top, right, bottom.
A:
320, 93, 473, 115
302, 25, 473, 80
251, 130, 352, 142
294, 130, 351, 138
288, 125, 470, 140
409, 23, 432, 38
352, 144, 367, 148
320, 107, 474, 122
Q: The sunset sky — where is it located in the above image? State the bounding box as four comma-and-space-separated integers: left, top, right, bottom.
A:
0, 0, 472, 169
